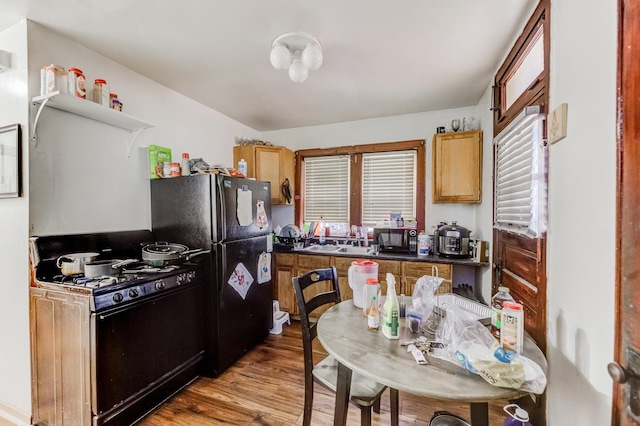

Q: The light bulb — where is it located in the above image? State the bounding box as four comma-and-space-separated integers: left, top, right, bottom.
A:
270, 43, 292, 70
302, 42, 323, 70
288, 59, 308, 83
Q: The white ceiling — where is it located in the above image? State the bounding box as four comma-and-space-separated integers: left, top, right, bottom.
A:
0, 0, 536, 131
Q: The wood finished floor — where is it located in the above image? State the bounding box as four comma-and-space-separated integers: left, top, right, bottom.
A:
138, 321, 510, 425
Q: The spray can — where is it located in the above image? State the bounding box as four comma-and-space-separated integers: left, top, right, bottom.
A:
503, 404, 533, 426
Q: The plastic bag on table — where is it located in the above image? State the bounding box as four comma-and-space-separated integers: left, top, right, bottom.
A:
430, 303, 547, 394
406, 275, 445, 329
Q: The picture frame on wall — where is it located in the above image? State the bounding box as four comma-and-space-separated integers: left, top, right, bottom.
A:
0, 123, 22, 198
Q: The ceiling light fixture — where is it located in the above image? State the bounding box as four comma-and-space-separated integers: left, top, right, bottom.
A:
270, 32, 323, 83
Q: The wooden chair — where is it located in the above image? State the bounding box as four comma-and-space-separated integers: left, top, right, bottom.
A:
292, 266, 399, 426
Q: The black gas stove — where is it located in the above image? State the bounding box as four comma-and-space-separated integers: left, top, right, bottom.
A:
31, 230, 201, 312
42, 263, 200, 311
29, 230, 205, 426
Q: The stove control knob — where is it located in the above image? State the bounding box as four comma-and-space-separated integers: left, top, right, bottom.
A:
155, 280, 165, 291
177, 273, 186, 285
112, 293, 123, 303
188, 271, 196, 281
129, 288, 139, 298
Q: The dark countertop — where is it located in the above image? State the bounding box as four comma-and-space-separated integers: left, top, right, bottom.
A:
273, 245, 490, 267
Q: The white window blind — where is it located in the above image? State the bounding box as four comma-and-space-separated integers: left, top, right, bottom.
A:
362, 151, 416, 227
303, 156, 350, 223
494, 107, 547, 237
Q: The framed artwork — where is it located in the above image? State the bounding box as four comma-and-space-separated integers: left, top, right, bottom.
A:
0, 123, 21, 198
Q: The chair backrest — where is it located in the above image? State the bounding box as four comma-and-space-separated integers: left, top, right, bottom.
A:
292, 267, 341, 369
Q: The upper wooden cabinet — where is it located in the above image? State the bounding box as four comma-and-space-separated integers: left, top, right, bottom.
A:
233, 145, 295, 205
432, 130, 483, 203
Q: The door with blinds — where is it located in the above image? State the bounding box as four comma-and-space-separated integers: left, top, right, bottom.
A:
493, 106, 548, 353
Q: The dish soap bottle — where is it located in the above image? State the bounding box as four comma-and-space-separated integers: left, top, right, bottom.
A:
367, 295, 380, 330
382, 273, 399, 339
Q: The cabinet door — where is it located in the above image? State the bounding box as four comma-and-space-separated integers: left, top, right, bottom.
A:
402, 261, 452, 296
376, 260, 402, 296
275, 253, 297, 314
432, 130, 482, 203
333, 257, 355, 302
297, 254, 333, 318
275, 265, 296, 315
255, 147, 283, 204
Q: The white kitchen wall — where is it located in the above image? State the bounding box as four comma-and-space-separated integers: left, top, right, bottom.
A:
546, 0, 616, 424
263, 106, 483, 232
0, 20, 261, 423
27, 21, 259, 235
0, 21, 32, 426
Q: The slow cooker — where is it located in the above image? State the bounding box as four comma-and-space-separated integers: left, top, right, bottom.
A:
434, 221, 472, 258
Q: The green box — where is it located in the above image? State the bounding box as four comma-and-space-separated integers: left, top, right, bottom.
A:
149, 145, 172, 179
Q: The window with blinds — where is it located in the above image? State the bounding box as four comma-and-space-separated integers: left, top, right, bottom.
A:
493, 107, 547, 237
303, 155, 350, 223
362, 151, 416, 227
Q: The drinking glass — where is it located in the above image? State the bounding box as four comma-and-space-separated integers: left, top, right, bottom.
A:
451, 119, 461, 132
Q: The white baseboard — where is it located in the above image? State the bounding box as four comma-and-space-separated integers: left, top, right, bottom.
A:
0, 402, 30, 426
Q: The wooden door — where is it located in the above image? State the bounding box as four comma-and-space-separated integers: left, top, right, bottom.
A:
611, 1, 640, 424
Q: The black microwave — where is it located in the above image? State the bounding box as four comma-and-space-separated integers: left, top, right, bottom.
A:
373, 228, 418, 253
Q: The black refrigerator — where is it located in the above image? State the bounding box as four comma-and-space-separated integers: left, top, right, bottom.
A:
150, 174, 273, 377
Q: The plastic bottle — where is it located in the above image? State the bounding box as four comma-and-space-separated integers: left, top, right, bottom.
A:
491, 286, 515, 340
417, 230, 429, 256
503, 404, 533, 426
501, 301, 524, 354
67, 67, 86, 99
93, 79, 110, 107
382, 273, 399, 339
367, 295, 380, 330
238, 158, 247, 176
362, 277, 381, 316
318, 217, 326, 245
181, 153, 190, 176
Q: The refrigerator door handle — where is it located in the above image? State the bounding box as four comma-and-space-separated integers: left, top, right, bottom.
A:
216, 176, 226, 242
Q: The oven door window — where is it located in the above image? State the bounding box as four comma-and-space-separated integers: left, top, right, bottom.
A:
91, 284, 204, 413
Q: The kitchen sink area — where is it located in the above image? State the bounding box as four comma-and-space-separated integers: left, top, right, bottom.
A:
302, 244, 375, 255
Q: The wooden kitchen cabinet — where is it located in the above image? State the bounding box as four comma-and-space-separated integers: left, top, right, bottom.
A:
233, 145, 295, 205
432, 130, 482, 203
274, 253, 455, 319
402, 261, 452, 297
274, 253, 296, 315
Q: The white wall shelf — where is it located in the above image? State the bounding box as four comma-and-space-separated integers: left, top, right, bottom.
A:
31, 92, 154, 157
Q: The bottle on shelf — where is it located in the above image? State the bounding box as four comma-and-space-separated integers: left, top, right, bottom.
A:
491, 286, 515, 340
367, 295, 380, 330
382, 273, 399, 339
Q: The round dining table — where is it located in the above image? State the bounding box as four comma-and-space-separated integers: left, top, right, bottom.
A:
316, 300, 547, 426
